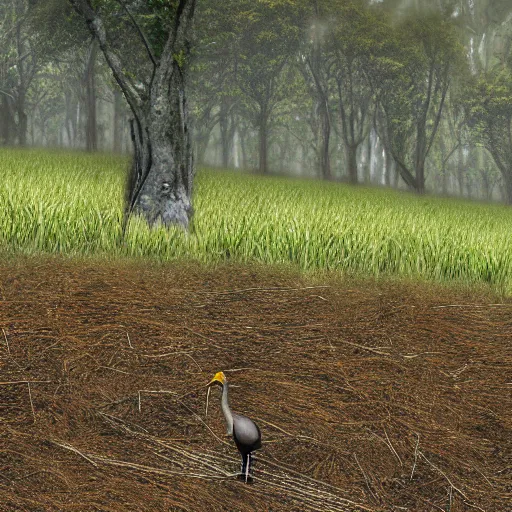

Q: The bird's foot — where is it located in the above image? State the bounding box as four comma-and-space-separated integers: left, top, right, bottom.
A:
237, 473, 254, 484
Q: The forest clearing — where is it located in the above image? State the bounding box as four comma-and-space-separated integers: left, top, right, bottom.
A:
2, 1, 512, 510
0, 258, 510, 511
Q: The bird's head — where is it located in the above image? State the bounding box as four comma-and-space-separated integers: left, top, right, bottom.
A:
207, 371, 227, 388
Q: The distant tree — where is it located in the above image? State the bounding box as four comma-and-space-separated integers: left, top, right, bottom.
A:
298, 0, 334, 180
465, 68, 512, 204
69, 0, 196, 230
0, 0, 42, 146
329, 1, 383, 184
371, 10, 464, 194
229, 0, 307, 174
191, 0, 241, 168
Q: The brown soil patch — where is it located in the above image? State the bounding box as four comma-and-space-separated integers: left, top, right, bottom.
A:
0, 258, 510, 512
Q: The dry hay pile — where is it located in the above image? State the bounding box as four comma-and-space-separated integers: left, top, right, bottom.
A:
0, 258, 511, 511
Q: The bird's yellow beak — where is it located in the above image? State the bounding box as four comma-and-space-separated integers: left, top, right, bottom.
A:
207, 371, 226, 387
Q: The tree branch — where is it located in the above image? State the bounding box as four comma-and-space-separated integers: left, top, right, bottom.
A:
115, 0, 156, 68
68, 0, 143, 115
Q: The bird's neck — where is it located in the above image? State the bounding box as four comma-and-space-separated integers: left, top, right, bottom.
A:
221, 383, 234, 436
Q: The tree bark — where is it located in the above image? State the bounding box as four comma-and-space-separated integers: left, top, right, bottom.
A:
126, 65, 194, 228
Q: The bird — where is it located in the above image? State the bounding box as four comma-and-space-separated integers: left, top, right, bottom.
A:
207, 371, 262, 483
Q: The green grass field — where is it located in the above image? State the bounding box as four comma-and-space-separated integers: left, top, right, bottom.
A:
1, 148, 511, 292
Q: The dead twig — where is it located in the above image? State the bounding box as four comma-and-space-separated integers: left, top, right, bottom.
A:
431, 303, 509, 309
50, 440, 98, 467
182, 327, 225, 350
367, 428, 403, 467
336, 338, 391, 356
27, 382, 36, 423
126, 332, 133, 349
178, 398, 231, 447
142, 351, 202, 371
2, 328, 10, 355
97, 365, 130, 375
353, 453, 378, 502
419, 451, 468, 500
0, 380, 51, 385
201, 285, 332, 296
410, 433, 420, 480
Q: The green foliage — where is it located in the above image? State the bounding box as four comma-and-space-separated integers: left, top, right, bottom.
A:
370, 8, 466, 189
463, 67, 512, 200
1, 149, 511, 293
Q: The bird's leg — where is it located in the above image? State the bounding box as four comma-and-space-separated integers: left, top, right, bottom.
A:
240, 453, 247, 478
245, 453, 250, 483
238, 453, 254, 483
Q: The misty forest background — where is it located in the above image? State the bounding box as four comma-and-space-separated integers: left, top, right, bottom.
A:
1, 0, 512, 204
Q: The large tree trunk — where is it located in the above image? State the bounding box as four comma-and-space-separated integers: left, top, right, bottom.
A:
126, 61, 194, 228
85, 39, 98, 152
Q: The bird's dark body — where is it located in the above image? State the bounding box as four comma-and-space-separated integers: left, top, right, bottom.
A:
232, 413, 262, 454
232, 413, 261, 482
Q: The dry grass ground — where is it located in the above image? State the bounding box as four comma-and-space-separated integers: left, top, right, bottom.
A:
0, 258, 510, 511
